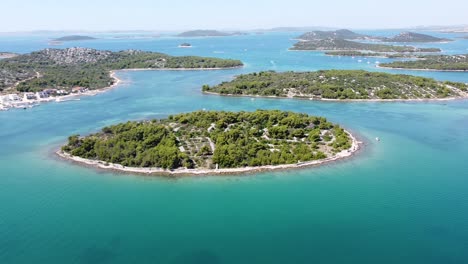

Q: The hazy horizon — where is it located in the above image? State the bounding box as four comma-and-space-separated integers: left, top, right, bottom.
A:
1, 0, 467, 32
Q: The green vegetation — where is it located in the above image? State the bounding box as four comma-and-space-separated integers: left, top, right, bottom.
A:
62, 110, 352, 170
203, 70, 468, 100
379, 54, 468, 71
0, 48, 243, 92
290, 39, 441, 53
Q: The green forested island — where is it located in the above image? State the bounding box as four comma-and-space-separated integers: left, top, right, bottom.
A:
379, 54, 468, 71
52, 35, 97, 41
202, 70, 468, 100
61, 110, 354, 173
0, 47, 243, 92
290, 39, 440, 53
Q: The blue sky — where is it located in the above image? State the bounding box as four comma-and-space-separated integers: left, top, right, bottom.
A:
1, 0, 467, 31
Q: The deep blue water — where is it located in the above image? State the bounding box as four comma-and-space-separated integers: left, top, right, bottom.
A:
1, 31, 468, 264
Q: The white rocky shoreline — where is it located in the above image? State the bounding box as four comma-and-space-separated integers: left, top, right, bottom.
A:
56, 130, 362, 177
202, 91, 468, 102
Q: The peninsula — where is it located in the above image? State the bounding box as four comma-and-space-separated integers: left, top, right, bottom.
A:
0, 47, 243, 110
58, 110, 359, 175
379, 54, 468, 71
202, 70, 468, 100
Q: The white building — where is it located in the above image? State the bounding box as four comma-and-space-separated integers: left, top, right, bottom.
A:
35, 91, 49, 99
7, 94, 21, 101
24, 93, 37, 100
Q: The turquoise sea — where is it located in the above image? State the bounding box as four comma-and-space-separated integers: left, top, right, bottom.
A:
1, 31, 468, 263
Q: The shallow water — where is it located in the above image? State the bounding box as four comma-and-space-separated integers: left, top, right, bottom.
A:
1, 31, 468, 263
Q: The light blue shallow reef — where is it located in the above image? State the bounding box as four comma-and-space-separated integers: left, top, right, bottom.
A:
1, 31, 468, 263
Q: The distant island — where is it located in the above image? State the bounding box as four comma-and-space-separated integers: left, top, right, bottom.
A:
0, 52, 18, 59
178, 43, 192, 48
296, 29, 451, 43
437, 26, 468, 33
58, 110, 359, 175
379, 54, 468, 71
0, 47, 243, 110
290, 38, 441, 53
383, 32, 451, 42
52, 35, 97, 41
177, 30, 246, 37
261, 27, 337, 32
202, 70, 468, 100
381, 32, 451, 43
296, 29, 372, 41
291, 29, 444, 53
112, 35, 160, 39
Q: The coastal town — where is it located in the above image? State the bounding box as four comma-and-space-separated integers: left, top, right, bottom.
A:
0, 87, 90, 111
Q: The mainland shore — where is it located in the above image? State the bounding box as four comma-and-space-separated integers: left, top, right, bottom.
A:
56, 130, 362, 177
0, 66, 242, 111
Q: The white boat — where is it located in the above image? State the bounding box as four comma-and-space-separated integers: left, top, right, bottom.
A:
376, 137, 380, 141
